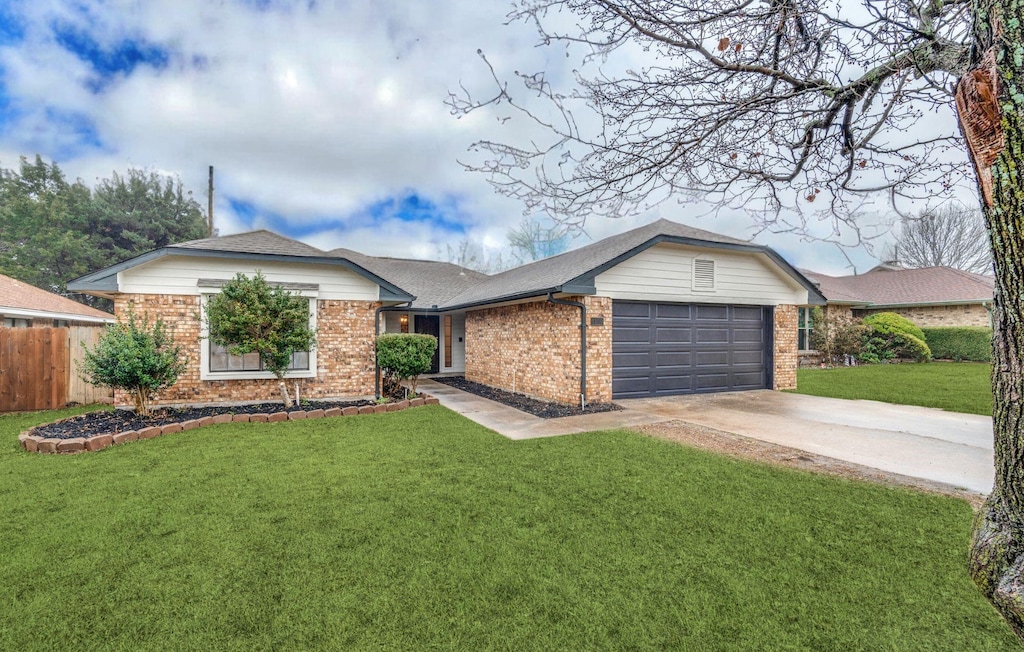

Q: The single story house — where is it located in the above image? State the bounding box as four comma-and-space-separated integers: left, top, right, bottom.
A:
68, 219, 825, 407
0, 273, 114, 327
798, 265, 994, 362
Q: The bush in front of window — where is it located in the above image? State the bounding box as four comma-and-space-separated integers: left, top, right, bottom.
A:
80, 304, 187, 416
205, 272, 316, 408
376, 333, 437, 398
808, 307, 864, 366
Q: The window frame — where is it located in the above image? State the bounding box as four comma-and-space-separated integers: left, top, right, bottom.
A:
797, 306, 814, 352
199, 291, 318, 381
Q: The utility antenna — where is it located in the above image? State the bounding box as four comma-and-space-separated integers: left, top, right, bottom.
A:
207, 165, 215, 237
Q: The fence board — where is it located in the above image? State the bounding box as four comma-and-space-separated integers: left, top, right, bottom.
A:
68, 326, 113, 405
0, 327, 107, 412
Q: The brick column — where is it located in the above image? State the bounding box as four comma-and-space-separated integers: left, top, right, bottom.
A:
773, 304, 798, 390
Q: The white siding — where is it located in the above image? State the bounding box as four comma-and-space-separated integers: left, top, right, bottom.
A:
118, 255, 379, 300
594, 243, 808, 306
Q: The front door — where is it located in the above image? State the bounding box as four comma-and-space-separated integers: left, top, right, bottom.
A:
414, 315, 440, 374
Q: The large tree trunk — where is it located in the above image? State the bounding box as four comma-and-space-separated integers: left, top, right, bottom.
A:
964, 0, 1024, 640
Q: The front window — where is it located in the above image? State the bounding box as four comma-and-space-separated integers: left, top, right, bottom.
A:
208, 343, 309, 373
200, 294, 317, 380
798, 307, 814, 351
3, 318, 30, 328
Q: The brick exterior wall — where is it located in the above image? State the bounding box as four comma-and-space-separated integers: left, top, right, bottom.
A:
773, 304, 798, 390
857, 303, 991, 327
112, 294, 378, 407
465, 296, 612, 405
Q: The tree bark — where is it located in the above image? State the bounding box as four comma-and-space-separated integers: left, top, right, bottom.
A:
277, 378, 293, 409
965, 0, 1024, 639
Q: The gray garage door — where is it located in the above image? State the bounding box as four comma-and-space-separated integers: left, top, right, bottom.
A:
612, 301, 771, 399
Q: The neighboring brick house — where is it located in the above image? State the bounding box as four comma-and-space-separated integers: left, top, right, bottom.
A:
69, 219, 824, 408
798, 265, 994, 364
0, 273, 113, 327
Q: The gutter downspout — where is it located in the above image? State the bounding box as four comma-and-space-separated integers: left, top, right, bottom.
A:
374, 302, 413, 399
547, 292, 587, 409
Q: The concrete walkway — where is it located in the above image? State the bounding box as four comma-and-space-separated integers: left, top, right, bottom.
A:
420, 380, 995, 494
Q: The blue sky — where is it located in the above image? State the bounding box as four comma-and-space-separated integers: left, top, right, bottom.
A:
0, 0, 970, 273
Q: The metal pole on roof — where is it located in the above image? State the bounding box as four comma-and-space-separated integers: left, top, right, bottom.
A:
208, 166, 215, 237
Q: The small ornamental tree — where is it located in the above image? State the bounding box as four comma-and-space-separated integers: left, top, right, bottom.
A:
376, 333, 437, 397
205, 272, 316, 408
80, 305, 186, 416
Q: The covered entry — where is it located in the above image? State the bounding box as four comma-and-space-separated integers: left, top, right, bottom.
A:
611, 301, 771, 399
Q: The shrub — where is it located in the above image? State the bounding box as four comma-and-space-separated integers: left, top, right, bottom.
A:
205, 272, 316, 408
808, 307, 865, 366
80, 305, 187, 416
862, 312, 926, 342
859, 329, 931, 363
376, 333, 437, 397
922, 327, 992, 362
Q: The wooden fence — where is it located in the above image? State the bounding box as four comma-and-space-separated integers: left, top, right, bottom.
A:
0, 326, 113, 412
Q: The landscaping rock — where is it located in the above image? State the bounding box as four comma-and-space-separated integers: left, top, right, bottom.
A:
386, 402, 402, 412
85, 434, 114, 452
113, 430, 139, 444
56, 438, 86, 453
306, 409, 325, 419
198, 416, 215, 428
425, 398, 440, 405
161, 423, 183, 435
409, 398, 425, 407
138, 427, 162, 440
342, 406, 360, 416
288, 411, 307, 420
268, 412, 288, 423
373, 405, 388, 414
233, 414, 252, 423
180, 419, 200, 431
324, 407, 342, 418
249, 414, 268, 423
37, 439, 59, 454
213, 414, 234, 424
22, 435, 41, 452
357, 406, 375, 415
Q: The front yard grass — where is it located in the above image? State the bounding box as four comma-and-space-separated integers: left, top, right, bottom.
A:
0, 405, 1014, 649
794, 362, 992, 416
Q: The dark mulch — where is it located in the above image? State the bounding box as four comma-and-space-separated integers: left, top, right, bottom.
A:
430, 376, 622, 419
33, 400, 374, 440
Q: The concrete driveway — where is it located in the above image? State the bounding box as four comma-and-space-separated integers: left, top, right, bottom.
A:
616, 391, 995, 494
422, 380, 995, 494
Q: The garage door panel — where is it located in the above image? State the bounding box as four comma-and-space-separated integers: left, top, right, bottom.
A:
612, 301, 770, 399
655, 327, 691, 343
656, 351, 692, 367
656, 303, 692, 319
696, 328, 729, 343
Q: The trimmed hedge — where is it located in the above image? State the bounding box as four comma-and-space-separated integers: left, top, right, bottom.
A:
922, 327, 992, 362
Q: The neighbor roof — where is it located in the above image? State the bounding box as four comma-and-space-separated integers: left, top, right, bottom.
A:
438, 218, 823, 308
803, 267, 994, 307
0, 274, 113, 323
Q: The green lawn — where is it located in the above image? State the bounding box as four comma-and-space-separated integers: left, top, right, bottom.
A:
0, 406, 1014, 650
794, 362, 993, 416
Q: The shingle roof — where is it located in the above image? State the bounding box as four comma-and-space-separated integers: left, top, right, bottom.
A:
173, 230, 325, 257
0, 274, 113, 321
803, 267, 994, 306
438, 219, 755, 308
329, 248, 489, 309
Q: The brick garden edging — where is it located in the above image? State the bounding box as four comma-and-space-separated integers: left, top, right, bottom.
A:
18, 396, 441, 454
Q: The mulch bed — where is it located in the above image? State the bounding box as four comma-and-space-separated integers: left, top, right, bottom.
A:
430, 376, 622, 419
33, 400, 374, 440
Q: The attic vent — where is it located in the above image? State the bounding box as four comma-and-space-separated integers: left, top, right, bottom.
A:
693, 259, 715, 290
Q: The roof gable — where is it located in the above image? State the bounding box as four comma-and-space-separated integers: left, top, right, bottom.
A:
805, 266, 994, 306
0, 274, 113, 321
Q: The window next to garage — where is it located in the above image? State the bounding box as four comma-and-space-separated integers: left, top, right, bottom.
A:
797, 307, 814, 351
